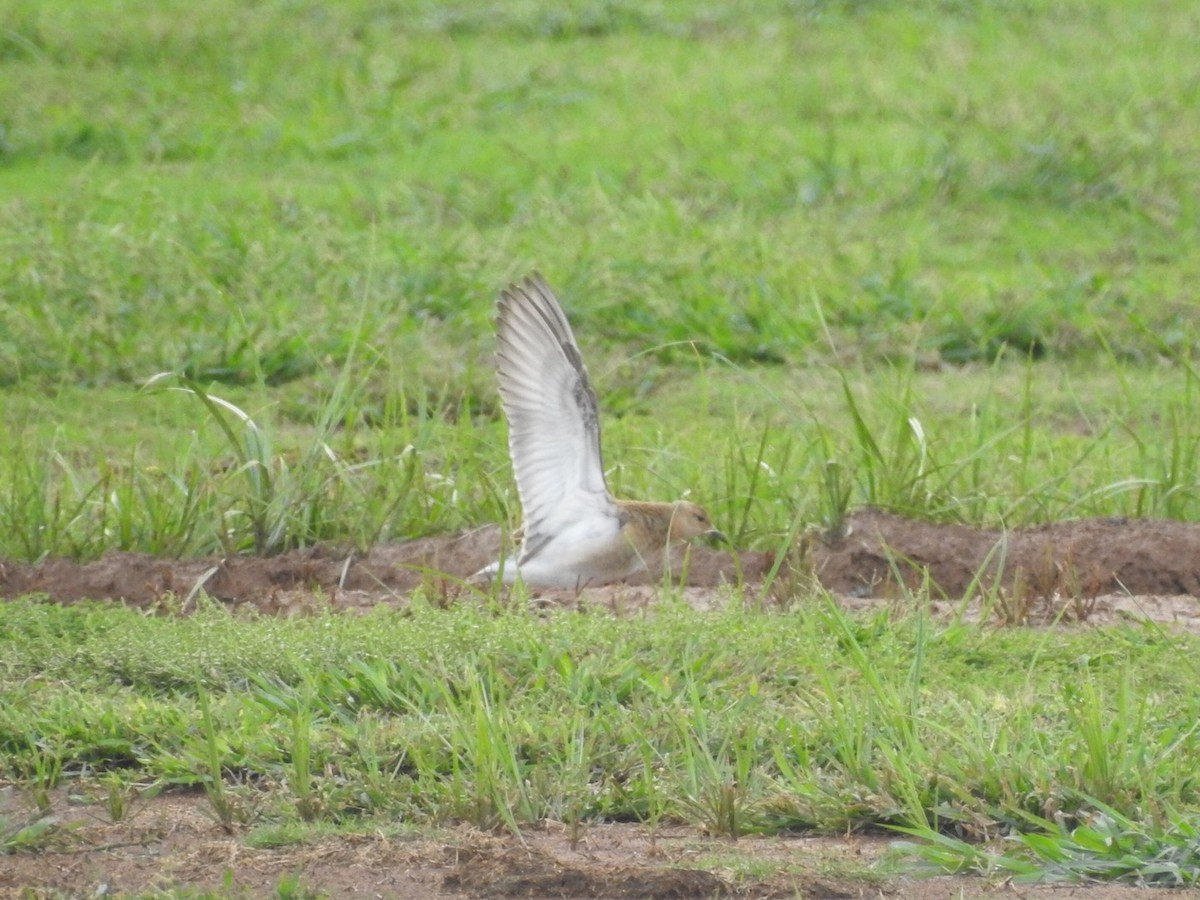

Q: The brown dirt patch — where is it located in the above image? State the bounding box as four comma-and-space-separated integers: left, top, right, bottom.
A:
817, 509, 1200, 602
1, 510, 1198, 630
442, 838, 728, 898
2, 788, 1192, 899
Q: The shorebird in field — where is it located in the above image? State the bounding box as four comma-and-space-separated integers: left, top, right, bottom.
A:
473, 273, 726, 589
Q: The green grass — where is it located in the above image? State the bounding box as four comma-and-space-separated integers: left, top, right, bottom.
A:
2, 0, 1199, 557
894, 801, 1200, 886
3, 0, 1200, 887
6, 358, 1200, 558
1, 597, 1199, 875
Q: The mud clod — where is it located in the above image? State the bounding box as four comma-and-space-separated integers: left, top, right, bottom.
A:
2, 511, 1199, 631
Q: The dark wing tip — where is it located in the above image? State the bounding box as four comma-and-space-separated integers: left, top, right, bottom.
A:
496, 272, 581, 355
497, 272, 548, 328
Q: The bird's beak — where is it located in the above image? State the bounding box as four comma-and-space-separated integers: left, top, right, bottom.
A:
702, 529, 728, 546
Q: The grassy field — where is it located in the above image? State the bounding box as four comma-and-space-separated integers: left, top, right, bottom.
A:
3, 0, 1200, 890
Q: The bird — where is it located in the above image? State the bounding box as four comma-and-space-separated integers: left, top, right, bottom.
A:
472, 273, 726, 590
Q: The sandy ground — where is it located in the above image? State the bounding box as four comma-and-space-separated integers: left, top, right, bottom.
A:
2, 788, 1196, 899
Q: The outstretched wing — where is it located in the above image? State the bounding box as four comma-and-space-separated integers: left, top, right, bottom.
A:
495, 274, 615, 552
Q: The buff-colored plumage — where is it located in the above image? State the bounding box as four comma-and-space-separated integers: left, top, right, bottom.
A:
473, 274, 725, 589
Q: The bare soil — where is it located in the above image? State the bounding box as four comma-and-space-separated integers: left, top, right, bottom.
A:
2, 509, 1198, 630
2, 788, 1195, 899
3, 510, 1200, 897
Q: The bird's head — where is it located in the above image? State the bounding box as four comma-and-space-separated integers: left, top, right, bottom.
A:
668, 501, 728, 546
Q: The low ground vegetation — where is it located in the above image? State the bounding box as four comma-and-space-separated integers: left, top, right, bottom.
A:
2, 0, 1199, 894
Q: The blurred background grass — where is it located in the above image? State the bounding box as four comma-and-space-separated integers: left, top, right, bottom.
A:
1, 0, 1198, 556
